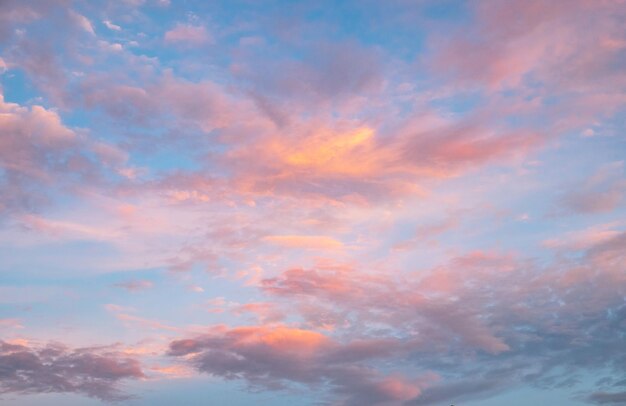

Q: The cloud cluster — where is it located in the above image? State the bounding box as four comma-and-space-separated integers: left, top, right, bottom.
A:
169, 325, 427, 406
170, 229, 626, 405
0, 91, 125, 221
0, 340, 144, 401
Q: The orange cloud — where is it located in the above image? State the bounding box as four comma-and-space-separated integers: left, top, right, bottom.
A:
263, 235, 344, 250
232, 326, 330, 355
278, 127, 380, 176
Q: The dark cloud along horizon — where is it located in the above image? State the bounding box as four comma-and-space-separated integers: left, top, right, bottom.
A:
168, 231, 626, 405
0, 340, 144, 402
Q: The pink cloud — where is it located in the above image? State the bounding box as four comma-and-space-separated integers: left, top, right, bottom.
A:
169, 324, 425, 405
106, 304, 180, 332
68, 10, 95, 34
222, 114, 540, 202
0, 318, 23, 330
164, 24, 211, 45
263, 235, 344, 250
261, 260, 511, 355
431, 0, 626, 93
0, 91, 122, 219
232, 302, 285, 323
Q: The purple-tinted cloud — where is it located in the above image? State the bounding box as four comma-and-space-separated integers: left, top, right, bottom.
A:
113, 280, 154, 292
168, 231, 625, 405
169, 325, 425, 406
0, 340, 144, 401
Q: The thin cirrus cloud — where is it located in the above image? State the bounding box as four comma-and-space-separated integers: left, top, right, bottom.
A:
0, 0, 624, 405
113, 280, 154, 292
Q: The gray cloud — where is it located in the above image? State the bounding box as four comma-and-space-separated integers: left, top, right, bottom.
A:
168, 232, 626, 405
0, 340, 144, 401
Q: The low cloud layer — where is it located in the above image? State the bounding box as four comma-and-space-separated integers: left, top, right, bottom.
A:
169, 231, 626, 405
0, 340, 144, 401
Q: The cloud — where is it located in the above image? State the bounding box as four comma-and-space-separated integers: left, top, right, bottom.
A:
232, 302, 284, 323
0, 2, 624, 405
103, 20, 121, 31
252, 233, 625, 404
223, 114, 539, 202
263, 235, 344, 250
560, 162, 625, 215
106, 304, 180, 332
431, 0, 626, 91
233, 40, 384, 108
113, 279, 154, 291
542, 223, 623, 251
0, 340, 143, 401
0, 91, 123, 220
69, 10, 95, 35
424, 0, 626, 146
0, 1, 42, 42
0, 319, 23, 330
261, 259, 512, 354
168, 325, 425, 406
81, 73, 236, 133
588, 391, 626, 405
164, 24, 211, 45
408, 377, 506, 406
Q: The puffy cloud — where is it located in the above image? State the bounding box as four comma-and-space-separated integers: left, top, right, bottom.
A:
169, 325, 425, 406
0, 92, 124, 220
103, 20, 121, 31
68, 10, 95, 35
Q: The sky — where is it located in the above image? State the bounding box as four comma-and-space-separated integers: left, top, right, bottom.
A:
0, 0, 625, 405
